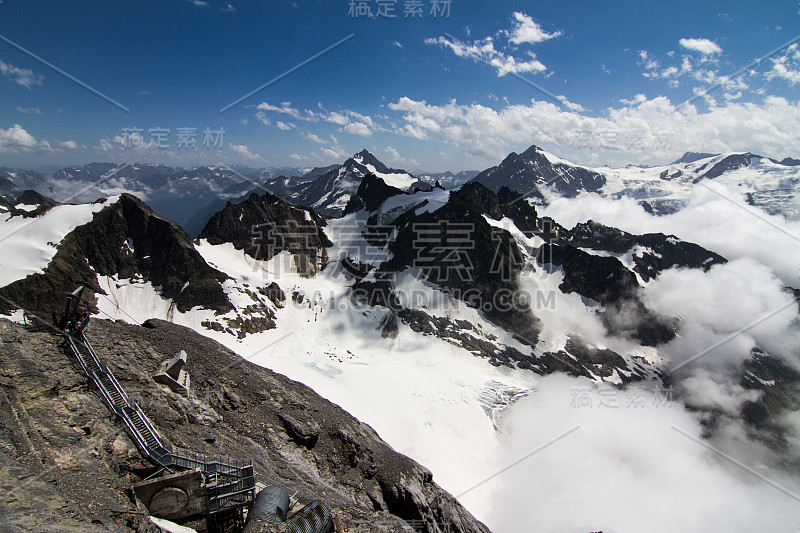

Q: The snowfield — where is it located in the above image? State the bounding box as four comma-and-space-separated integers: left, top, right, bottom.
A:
577, 151, 799, 220
97, 240, 539, 496
0, 198, 116, 287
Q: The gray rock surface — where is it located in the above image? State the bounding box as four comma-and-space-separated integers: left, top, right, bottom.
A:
0, 318, 491, 533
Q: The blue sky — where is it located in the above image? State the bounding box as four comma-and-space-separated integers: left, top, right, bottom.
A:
0, 0, 798, 172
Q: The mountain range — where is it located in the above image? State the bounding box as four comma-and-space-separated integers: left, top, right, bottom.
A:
1, 145, 799, 532
3, 144, 799, 241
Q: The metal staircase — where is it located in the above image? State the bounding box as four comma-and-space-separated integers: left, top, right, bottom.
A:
62, 316, 255, 519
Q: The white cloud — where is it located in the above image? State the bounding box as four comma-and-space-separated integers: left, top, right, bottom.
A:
326, 112, 350, 126
258, 78, 799, 168
221, 3, 236, 12
639, 50, 659, 71
343, 110, 375, 129
426, 36, 547, 77
387, 94, 800, 166
392, 40, 403, 48
639, 42, 757, 104
228, 142, 261, 161
767, 43, 800, 85
187, 0, 209, 6
343, 122, 372, 136
321, 146, 346, 159
303, 132, 325, 144
58, 140, 78, 150
643, 258, 798, 371
97, 138, 117, 151
255, 111, 270, 126
0, 59, 43, 88
506, 12, 562, 45
678, 369, 763, 415
256, 102, 382, 142
661, 66, 679, 78
385, 146, 402, 161
425, 12, 558, 78
488, 52, 547, 77
299, 130, 348, 161
478, 374, 800, 533
0, 124, 38, 153
620, 93, 648, 106
679, 37, 723, 56
385, 146, 418, 167
641, 55, 694, 84
289, 153, 306, 161
256, 101, 317, 121
482, 187, 800, 533
770, 63, 800, 84
37, 140, 54, 152
541, 194, 800, 491
323, 109, 378, 132
15, 106, 41, 115
542, 184, 800, 290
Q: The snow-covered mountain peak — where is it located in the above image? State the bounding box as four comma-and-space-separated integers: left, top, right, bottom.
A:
287, 150, 422, 216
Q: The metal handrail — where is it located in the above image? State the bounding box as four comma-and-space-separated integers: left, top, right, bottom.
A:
63, 326, 256, 513
79, 335, 135, 408
65, 335, 93, 378
131, 403, 171, 451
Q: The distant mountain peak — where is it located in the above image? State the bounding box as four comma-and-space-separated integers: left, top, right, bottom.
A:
472, 146, 605, 201
285, 150, 419, 216
671, 152, 718, 165
349, 149, 391, 173
200, 190, 331, 276
521, 144, 545, 158
691, 152, 761, 182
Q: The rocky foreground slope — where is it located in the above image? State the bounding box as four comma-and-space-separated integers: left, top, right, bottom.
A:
0, 318, 490, 533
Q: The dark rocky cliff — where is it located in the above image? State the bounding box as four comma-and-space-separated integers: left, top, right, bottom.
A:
199, 192, 332, 277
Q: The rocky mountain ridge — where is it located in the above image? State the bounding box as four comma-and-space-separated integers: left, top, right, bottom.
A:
0, 194, 232, 320
471, 145, 606, 202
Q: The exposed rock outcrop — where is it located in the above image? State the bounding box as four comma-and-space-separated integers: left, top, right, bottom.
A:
0, 318, 490, 533
565, 220, 726, 282
377, 182, 544, 345
199, 192, 332, 277
343, 173, 406, 215
0, 194, 232, 318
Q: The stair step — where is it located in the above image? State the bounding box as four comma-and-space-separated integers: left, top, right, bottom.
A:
66, 334, 254, 493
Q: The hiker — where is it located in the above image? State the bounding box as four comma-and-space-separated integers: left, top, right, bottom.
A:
72, 310, 89, 333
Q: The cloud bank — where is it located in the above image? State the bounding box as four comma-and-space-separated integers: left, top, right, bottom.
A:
452, 187, 800, 532
472, 375, 800, 533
